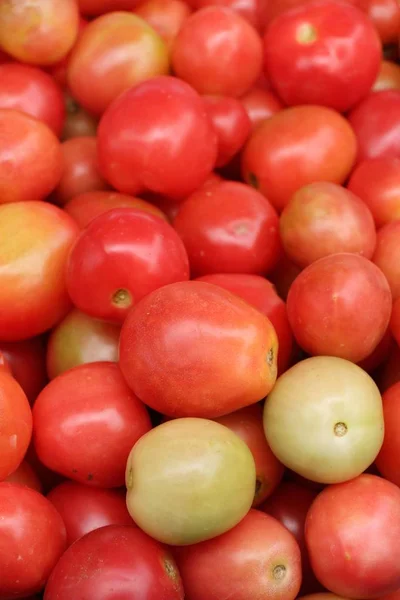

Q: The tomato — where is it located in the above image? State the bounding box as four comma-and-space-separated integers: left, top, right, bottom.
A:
373, 221, 400, 299
78, 0, 142, 15
62, 93, 98, 140
46, 309, 120, 380
348, 90, 400, 163
44, 524, 184, 600
119, 281, 278, 418
305, 475, 400, 598
348, 157, 400, 227
240, 86, 283, 131
33, 362, 152, 488
0, 337, 47, 404
126, 418, 255, 544
279, 182, 376, 268
287, 253, 392, 362
264, 1, 381, 113
356, 0, 400, 45
134, 0, 192, 48
373, 61, 400, 92
0, 62, 65, 136
375, 381, 400, 486
97, 76, 218, 200
64, 190, 167, 229
5, 460, 42, 493
53, 137, 109, 206
174, 181, 280, 276
0, 202, 79, 341
67, 208, 189, 324
47, 481, 133, 546
172, 7, 263, 97
0, 109, 63, 204
0, 0, 79, 65
67, 12, 170, 117
242, 105, 357, 212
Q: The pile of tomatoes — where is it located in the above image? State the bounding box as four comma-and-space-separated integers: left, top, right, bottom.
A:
1, 0, 400, 598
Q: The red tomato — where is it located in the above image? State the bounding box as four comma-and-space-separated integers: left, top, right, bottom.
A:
242, 105, 357, 212
53, 137, 109, 206
376, 382, 400, 486
134, 0, 192, 48
62, 93, 98, 140
33, 362, 152, 487
279, 182, 377, 268
47, 481, 133, 546
119, 280, 278, 418
44, 524, 184, 600
192, 0, 266, 30
0, 63, 65, 136
0, 202, 79, 341
0, 109, 62, 204
379, 591, 400, 600
0, 0, 80, 65
97, 76, 218, 201
0, 482, 66, 598
67, 12, 170, 117
174, 181, 280, 276
175, 509, 302, 600
373, 61, 400, 92
172, 7, 263, 97
0, 337, 48, 404
287, 253, 392, 362
348, 157, 400, 227
78, 0, 143, 15
66, 208, 190, 324
5, 460, 42, 493
356, 0, 400, 45
240, 86, 283, 131
203, 96, 251, 167
264, 0, 381, 112
348, 90, 400, 163
305, 475, 400, 598
196, 273, 293, 373
373, 220, 400, 299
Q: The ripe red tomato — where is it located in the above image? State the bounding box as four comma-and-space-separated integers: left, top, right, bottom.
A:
119, 280, 278, 418
67, 208, 190, 324
0, 109, 63, 204
172, 7, 263, 97
264, 0, 381, 112
174, 181, 280, 276
0, 482, 66, 598
33, 362, 152, 487
240, 86, 283, 131
97, 76, 218, 200
134, 0, 192, 48
0, 202, 79, 341
0, 337, 47, 404
44, 524, 184, 600
373, 61, 400, 92
373, 220, 400, 299
305, 475, 400, 598
175, 509, 302, 600
242, 105, 357, 212
78, 0, 142, 15
0, 0, 80, 65
47, 481, 133, 546
62, 93, 98, 140
375, 381, 400, 486
67, 12, 170, 117
356, 0, 400, 44
287, 253, 392, 362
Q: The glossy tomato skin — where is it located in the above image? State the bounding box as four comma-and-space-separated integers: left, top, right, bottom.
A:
373, 221, 400, 299
287, 253, 392, 362
373, 61, 400, 92
196, 273, 293, 374
44, 524, 184, 600
119, 281, 278, 418
264, 1, 381, 112
33, 362, 152, 487
97, 76, 218, 200
0, 482, 66, 599
0, 337, 47, 404
357, 0, 400, 44
47, 481, 133, 546
174, 181, 280, 276
172, 7, 263, 97
240, 86, 283, 131
66, 208, 190, 324
305, 475, 400, 598
242, 105, 357, 212
0, 202, 79, 341
375, 382, 400, 486
134, 0, 192, 48
175, 509, 302, 600
5, 460, 42, 493
0, 109, 62, 204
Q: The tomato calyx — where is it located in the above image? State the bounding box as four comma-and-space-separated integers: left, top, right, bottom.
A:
112, 288, 132, 309
296, 22, 318, 45
334, 421, 348, 437
272, 564, 287, 580
248, 172, 259, 189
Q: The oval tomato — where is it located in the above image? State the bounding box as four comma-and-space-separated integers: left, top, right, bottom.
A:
373, 220, 400, 299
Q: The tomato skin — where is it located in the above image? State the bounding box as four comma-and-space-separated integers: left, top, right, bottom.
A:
33, 362, 152, 487
264, 1, 381, 113
66, 208, 190, 324
44, 524, 184, 600
358, 326, 393, 373
172, 7, 263, 97
305, 475, 400, 598
242, 105, 357, 212
119, 281, 278, 418
375, 382, 400, 485
240, 86, 283, 131
47, 17, 89, 89
67, 12, 170, 117
0, 337, 47, 404
5, 460, 42, 493
47, 481, 133, 546
0, 109, 63, 204
134, 0, 192, 48
0, 483, 66, 598
97, 76, 218, 201
196, 273, 293, 374
287, 253, 392, 362
373, 61, 400, 92
78, 0, 142, 15
373, 221, 400, 299
357, 0, 400, 45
